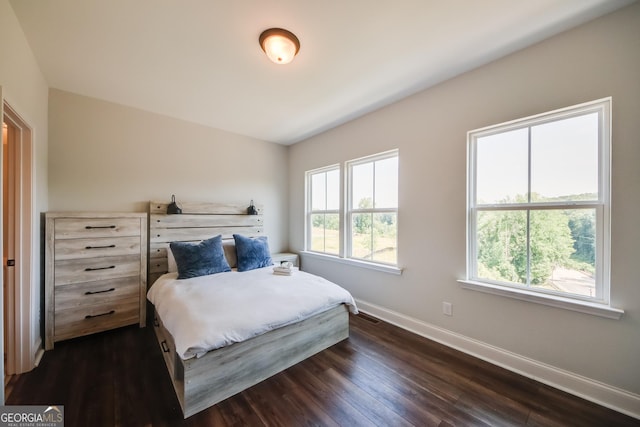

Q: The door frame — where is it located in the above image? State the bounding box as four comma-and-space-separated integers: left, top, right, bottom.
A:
2, 98, 36, 381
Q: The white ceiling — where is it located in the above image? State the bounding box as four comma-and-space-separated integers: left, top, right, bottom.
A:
10, 0, 635, 144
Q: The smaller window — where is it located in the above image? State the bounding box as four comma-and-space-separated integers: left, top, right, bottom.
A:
347, 150, 399, 265
306, 166, 340, 255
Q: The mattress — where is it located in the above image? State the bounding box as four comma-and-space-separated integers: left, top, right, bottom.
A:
147, 266, 358, 359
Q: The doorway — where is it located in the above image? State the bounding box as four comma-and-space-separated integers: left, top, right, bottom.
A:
2, 101, 35, 386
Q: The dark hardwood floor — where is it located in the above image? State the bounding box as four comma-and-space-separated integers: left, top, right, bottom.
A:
6, 313, 638, 426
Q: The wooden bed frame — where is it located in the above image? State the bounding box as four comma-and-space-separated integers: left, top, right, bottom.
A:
147, 201, 350, 418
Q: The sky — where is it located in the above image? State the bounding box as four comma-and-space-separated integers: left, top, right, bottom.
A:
311, 156, 399, 211
475, 112, 599, 204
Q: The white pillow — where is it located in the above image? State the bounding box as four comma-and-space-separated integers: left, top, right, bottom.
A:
167, 246, 178, 273
223, 240, 237, 269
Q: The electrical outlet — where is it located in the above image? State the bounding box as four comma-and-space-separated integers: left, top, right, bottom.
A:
442, 302, 453, 316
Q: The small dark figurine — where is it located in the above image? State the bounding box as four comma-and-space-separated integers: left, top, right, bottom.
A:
167, 195, 182, 214
247, 200, 258, 215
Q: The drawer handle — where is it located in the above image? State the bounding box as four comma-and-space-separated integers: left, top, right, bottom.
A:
161, 340, 170, 353
85, 244, 116, 250
85, 225, 116, 229
85, 310, 115, 319
84, 287, 115, 295
84, 266, 116, 272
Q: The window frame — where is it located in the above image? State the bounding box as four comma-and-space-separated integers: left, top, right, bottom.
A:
305, 164, 341, 256
462, 98, 622, 319
346, 150, 399, 266
304, 150, 401, 275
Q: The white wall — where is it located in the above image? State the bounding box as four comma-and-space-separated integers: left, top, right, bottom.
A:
48, 89, 289, 252
0, 0, 49, 373
289, 1, 640, 410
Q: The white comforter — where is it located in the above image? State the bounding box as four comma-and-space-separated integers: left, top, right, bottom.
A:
147, 267, 358, 359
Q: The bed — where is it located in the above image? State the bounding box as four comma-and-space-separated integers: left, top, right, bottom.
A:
147, 201, 357, 418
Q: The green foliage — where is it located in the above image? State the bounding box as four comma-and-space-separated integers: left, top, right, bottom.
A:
477, 204, 576, 285
477, 211, 525, 283
529, 210, 575, 284
351, 197, 397, 261
567, 210, 595, 264
353, 197, 373, 235
312, 214, 339, 230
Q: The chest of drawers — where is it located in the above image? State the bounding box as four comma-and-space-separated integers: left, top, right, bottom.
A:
45, 212, 147, 350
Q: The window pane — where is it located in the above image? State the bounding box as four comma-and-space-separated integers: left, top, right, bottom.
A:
352, 163, 373, 209
476, 129, 528, 204
528, 209, 574, 287
476, 210, 527, 285
310, 214, 326, 252
323, 213, 340, 255
311, 173, 326, 210
374, 157, 398, 208
326, 169, 340, 210
371, 213, 397, 264
310, 213, 339, 255
351, 213, 373, 260
531, 113, 599, 202
350, 213, 397, 264
530, 209, 596, 297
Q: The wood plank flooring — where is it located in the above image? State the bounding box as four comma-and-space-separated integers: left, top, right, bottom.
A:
6, 313, 638, 426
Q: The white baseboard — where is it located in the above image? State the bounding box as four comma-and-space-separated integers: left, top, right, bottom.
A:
355, 299, 640, 420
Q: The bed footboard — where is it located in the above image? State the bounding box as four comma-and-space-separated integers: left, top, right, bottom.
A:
152, 304, 349, 418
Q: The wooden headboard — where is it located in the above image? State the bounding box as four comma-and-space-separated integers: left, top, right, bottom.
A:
148, 201, 264, 285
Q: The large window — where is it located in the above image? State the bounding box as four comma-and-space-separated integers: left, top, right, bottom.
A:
306, 150, 399, 271
465, 98, 611, 308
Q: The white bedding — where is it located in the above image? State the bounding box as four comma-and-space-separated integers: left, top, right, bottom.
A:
147, 266, 358, 359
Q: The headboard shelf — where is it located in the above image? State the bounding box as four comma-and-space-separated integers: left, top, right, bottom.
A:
150, 201, 263, 215
151, 214, 262, 229
150, 226, 263, 244
148, 201, 264, 285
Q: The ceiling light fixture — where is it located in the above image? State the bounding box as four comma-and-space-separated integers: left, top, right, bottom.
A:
259, 28, 300, 65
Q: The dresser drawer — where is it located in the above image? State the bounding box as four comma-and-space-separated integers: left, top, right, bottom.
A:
54, 217, 142, 239
54, 276, 139, 311
54, 297, 140, 341
53, 236, 141, 261
54, 255, 141, 285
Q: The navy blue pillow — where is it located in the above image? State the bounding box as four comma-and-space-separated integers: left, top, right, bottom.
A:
170, 235, 231, 279
233, 234, 273, 272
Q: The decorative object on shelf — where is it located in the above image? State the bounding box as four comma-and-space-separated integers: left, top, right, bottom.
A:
247, 199, 258, 215
259, 28, 300, 64
167, 194, 182, 214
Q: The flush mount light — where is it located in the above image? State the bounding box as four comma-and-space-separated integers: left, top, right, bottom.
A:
259, 28, 300, 65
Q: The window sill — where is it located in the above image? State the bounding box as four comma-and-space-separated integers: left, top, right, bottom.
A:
301, 251, 403, 275
458, 280, 623, 320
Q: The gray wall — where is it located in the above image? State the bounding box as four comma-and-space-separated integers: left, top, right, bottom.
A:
289, 3, 640, 397
48, 89, 289, 253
